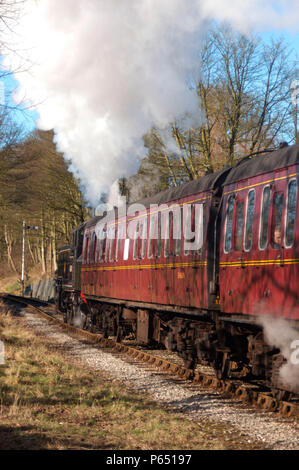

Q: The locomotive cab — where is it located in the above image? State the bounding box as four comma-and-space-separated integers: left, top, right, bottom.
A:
72, 224, 85, 292
56, 245, 73, 283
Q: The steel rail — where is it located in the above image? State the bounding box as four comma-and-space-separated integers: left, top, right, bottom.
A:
1, 293, 298, 419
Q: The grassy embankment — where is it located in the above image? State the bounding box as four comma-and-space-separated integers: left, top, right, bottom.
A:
0, 266, 47, 295
0, 302, 267, 450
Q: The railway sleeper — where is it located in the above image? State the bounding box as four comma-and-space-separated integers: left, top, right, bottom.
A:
61, 297, 298, 399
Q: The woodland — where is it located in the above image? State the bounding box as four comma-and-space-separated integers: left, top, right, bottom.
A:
121, 25, 299, 202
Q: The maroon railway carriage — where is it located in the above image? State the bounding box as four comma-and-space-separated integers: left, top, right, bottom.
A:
81, 168, 229, 312
219, 143, 299, 321
55, 143, 299, 397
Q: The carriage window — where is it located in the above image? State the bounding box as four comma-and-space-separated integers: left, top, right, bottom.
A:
98, 227, 106, 262
184, 205, 195, 255
235, 201, 244, 251
148, 212, 161, 258
116, 224, 124, 262
164, 213, 169, 257
202, 203, 206, 248
115, 225, 119, 261
105, 227, 114, 262
92, 233, 97, 263
148, 216, 154, 259
109, 227, 115, 262
272, 193, 284, 249
133, 222, 139, 260
259, 186, 271, 250
133, 221, 144, 260
83, 236, 89, 264
105, 238, 110, 262
156, 214, 161, 257
285, 180, 297, 247
184, 203, 204, 255
142, 219, 147, 259
123, 238, 130, 260
244, 190, 255, 251
95, 233, 101, 262
87, 234, 93, 263
224, 195, 234, 253
164, 211, 175, 257
175, 207, 183, 256
138, 222, 144, 259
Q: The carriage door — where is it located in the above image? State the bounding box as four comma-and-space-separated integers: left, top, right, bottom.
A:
220, 190, 249, 314
259, 175, 298, 318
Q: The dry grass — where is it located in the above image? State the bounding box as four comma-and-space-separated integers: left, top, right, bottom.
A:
0, 276, 21, 295
0, 267, 47, 295
0, 305, 268, 450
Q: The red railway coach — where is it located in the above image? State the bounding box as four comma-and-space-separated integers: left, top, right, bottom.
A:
81, 168, 229, 311
55, 143, 299, 397
219, 143, 299, 321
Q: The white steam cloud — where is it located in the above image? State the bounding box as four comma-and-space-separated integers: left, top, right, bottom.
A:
260, 317, 299, 393
3, 0, 299, 205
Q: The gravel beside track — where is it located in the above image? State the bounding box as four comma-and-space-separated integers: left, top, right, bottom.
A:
19, 307, 299, 450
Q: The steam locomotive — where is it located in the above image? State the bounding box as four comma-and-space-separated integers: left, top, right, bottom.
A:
55, 143, 299, 399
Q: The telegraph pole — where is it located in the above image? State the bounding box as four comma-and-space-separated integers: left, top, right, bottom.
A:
21, 221, 38, 296
21, 221, 26, 296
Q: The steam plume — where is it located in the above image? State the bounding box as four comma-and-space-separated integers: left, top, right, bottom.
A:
2, 1, 299, 204
260, 317, 299, 393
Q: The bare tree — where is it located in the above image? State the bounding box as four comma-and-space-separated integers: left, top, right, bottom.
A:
197, 24, 297, 167
130, 24, 298, 196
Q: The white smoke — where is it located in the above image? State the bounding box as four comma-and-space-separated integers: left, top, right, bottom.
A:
107, 180, 125, 209
259, 317, 299, 393
2, 1, 299, 205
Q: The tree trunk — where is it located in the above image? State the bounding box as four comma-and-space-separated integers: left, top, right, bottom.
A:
4, 225, 17, 273
40, 211, 46, 274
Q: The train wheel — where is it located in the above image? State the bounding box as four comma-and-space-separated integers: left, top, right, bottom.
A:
116, 325, 123, 342
86, 314, 96, 333
66, 306, 74, 325
73, 304, 87, 329
214, 349, 232, 379
183, 357, 196, 370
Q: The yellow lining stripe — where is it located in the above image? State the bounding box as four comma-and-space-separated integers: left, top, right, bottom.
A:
220, 257, 299, 267
224, 172, 298, 196
82, 261, 207, 272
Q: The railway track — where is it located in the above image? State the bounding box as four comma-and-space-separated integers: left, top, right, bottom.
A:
1, 292, 299, 419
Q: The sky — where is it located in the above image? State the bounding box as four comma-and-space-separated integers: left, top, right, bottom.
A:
2, 28, 298, 139
0, 28, 299, 139
1, 0, 299, 205
263, 29, 299, 59
0, 64, 38, 136
2, 30, 297, 122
